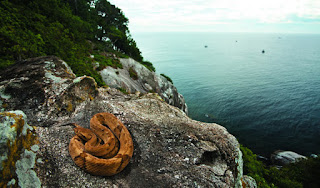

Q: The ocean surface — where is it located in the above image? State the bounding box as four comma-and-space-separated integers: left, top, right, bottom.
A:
132, 32, 320, 157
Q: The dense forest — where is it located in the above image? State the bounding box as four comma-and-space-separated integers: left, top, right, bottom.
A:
0, 0, 154, 86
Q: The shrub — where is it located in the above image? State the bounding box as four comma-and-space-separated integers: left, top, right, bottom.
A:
93, 53, 123, 71
129, 67, 138, 80
241, 145, 320, 188
66, 57, 105, 86
141, 60, 155, 72
118, 88, 128, 94
240, 145, 271, 187
160, 74, 173, 84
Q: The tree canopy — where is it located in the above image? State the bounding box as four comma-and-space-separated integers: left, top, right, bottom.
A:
0, 0, 149, 85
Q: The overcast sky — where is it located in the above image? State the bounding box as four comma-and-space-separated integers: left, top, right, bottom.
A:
108, 0, 320, 34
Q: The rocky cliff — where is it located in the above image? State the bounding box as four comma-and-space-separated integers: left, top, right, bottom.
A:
0, 56, 252, 187
100, 57, 188, 113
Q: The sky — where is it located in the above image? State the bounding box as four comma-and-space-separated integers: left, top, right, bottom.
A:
107, 0, 320, 34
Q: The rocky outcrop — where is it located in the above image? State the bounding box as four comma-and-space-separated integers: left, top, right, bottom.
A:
242, 175, 257, 188
271, 150, 307, 166
100, 58, 188, 113
0, 56, 244, 187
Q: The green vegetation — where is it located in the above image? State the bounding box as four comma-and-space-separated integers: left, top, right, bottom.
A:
141, 60, 156, 72
0, 0, 155, 86
241, 145, 320, 188
118, 88, 128, 94
160, 73, 173, 84
129, 67, 138, 80
92, 53, 123, 71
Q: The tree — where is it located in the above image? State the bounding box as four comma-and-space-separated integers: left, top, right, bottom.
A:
93, 0, 142, 61
0, 0, 152, 83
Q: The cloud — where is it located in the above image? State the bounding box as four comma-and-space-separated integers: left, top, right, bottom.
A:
107, 0, 320, 33
286, 14, 320, 23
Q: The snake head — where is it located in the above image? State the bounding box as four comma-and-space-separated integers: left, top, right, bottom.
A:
74, 127, 93, 141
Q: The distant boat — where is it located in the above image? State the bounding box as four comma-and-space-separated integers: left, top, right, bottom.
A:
204, 45, 208, 48
262, 50, 265, 53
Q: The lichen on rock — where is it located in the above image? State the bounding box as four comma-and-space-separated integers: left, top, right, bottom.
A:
242, 175, 258, 188
15, 149, 41, 188
0, 86, 11, 112
0, 111, 40, 188
235, 147, 244, 188
0, 86, 11, 100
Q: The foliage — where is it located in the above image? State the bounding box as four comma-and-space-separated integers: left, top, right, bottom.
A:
66, 57, 106, 86
0, 0, 46, 62
241, 145, 272, 188
92, 0, 143, 62
92, 53, 123, 71
0, 0, 154, 86
160, 74, 173, 84
118, 87, 128, 94
241, 145, 320, 188
141, 60, 156, 72
129, 67, 138, 80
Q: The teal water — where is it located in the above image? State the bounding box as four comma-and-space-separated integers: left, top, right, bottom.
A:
133, 32, 320, 156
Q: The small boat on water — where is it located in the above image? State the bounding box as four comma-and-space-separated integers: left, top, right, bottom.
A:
262, 49, 265, 53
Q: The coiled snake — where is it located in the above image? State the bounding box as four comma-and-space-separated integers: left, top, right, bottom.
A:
69, 113, 134, 176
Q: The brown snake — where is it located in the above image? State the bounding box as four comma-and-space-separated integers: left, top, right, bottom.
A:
69, 113, 134, 176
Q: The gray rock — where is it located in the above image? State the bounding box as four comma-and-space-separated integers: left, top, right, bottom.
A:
242, 175, 257, 188
310, 154, 318, 158
0, 56, 78, 126
271, 150, 307, 166
100, 58, 188, 113
0, 56, 244, 187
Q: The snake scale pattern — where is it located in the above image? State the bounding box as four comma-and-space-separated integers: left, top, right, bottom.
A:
69, 113, 134, 176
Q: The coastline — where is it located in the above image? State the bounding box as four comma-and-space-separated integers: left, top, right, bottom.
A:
133, 32, 320, 157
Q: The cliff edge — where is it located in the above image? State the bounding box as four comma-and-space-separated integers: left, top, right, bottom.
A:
0, 56, 249, 187
100, 57, 188, 114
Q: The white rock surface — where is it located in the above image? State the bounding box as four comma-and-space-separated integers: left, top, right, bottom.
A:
271, 150, 307, 166
100, 58, 188, 113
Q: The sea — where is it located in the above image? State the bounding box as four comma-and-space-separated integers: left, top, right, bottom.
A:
132, 32, 320, 157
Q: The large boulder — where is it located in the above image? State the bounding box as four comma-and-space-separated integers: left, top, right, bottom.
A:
100, 58, 188, 113
271, 150, 307, 166
0, 56, 244, 187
